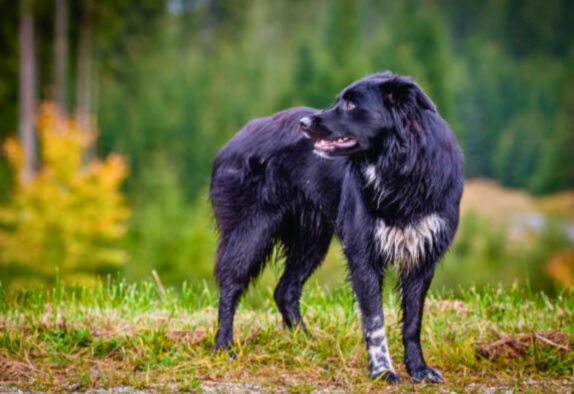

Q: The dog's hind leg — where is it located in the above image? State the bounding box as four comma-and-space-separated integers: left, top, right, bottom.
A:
399, 262, 443, 383
214, 218, 277, 351
274, 213, 332, 330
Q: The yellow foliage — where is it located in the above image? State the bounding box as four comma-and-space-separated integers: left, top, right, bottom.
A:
0, 103, 130, 287
546, 250, 574, 289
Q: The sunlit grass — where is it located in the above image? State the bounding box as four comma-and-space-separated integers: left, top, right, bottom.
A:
0, 280, 572, 392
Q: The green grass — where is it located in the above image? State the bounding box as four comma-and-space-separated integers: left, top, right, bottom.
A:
0, 279, 572, 393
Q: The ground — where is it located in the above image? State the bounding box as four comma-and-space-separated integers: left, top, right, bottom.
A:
0, 282, 572, 393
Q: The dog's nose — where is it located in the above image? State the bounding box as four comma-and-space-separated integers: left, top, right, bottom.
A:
299, 116, 312, 131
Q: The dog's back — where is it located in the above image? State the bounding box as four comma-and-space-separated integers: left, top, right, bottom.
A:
210, 106, 345, 346
211, 106, 343, 234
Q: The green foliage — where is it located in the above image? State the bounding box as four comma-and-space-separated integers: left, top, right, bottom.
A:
83, 0, 574, 200
494, 112, 545, 188
124, 159, 217, 285
0, 1, 573, 292
436, 213, 571, 294
0, 2, 18, 141
531, 62, 574, 193
1, 1, 573, 195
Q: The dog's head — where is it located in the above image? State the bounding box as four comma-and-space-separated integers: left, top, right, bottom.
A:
300, 72, 436, 157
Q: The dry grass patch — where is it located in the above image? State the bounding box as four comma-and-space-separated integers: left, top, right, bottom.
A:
0, 282, 572, 392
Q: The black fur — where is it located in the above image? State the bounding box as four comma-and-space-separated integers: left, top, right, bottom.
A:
210, 72, 463, 383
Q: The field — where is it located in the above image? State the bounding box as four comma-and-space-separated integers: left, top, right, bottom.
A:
1, 280, 572, 393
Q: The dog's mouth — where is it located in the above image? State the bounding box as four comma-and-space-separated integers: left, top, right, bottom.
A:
313, 136, 357, 152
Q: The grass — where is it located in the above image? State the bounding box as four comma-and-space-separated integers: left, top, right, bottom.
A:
0, 279, 572, 393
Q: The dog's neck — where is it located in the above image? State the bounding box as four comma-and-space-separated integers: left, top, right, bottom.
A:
349, 149, 434, 224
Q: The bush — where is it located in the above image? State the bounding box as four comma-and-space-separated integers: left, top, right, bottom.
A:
435, 212, 571, 294
0, 103, 130, 289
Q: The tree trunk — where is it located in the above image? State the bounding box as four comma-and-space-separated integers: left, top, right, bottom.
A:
76, 0, 92, 134
53, 0, 68, 113
18, 1, 37, 184
204, 0, 219, 39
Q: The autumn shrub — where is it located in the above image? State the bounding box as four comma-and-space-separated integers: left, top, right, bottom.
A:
0, 103, 130, 289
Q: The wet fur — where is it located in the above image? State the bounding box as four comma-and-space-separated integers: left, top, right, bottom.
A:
210, 72, 463, 383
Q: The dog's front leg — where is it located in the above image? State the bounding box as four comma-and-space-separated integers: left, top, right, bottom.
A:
400, 264, 443, 383
348, 260, 400, 383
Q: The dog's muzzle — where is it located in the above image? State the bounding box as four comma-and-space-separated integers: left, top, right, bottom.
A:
299, 116, 312, 132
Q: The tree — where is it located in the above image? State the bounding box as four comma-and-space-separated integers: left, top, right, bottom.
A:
53, 0, 69, 113
18, 0, 38, 184
493, 112, 544, 188
0, 3, 19, 142
76, 0, 92, 133
325, 0, 358, 77
531, 66, 574, 193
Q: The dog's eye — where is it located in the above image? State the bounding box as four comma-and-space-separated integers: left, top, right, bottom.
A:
345, 101, 356, 111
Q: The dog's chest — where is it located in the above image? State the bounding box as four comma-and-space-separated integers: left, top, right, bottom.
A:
360, 164, 446, 270
373, 214, 445, 270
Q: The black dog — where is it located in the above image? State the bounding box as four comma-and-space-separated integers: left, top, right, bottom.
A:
210, 72, 463, 383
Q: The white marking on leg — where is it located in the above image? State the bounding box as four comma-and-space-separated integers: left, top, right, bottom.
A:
366, 325, 395, 376
374, 214, 446, 271
367, 326, 386, 339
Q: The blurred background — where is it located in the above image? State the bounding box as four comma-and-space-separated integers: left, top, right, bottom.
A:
0, 0, 573, 296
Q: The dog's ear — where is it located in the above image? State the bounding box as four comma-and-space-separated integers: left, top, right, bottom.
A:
380, 77, 436, 113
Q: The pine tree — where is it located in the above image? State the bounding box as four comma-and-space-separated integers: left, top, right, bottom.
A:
531, 66, 574, 193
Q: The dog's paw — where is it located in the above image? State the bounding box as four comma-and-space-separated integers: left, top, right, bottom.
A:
212, 345, 237, 360
370, 369, 401, 384
212, 338, 237, 359
298, 324, 316, 339
286, 320, 309, 334
410, 367, 443, 383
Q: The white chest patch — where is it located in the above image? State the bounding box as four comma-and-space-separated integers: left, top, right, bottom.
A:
362, 164, 388, 206
374, 214, 446, 271
313, 150, 334, 160
363, 164, 378, 186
